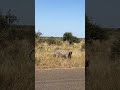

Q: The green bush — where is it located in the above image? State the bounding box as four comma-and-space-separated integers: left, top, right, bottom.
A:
47, 37, 62, 45
86, 15, 108, 42
47, 37, 56, 45
72, 36, 80, 43
63, 32, 80, 43
63, 32, 73, 41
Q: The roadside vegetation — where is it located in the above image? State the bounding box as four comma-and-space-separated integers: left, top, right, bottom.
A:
0, 9, 34, 90
86, 16, 120, 90
35, 32, 85, 69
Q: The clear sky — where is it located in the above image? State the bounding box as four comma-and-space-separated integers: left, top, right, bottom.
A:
35, 0, 85, 38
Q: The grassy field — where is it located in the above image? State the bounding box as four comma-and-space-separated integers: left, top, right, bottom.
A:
0, 26, 35, 89
35, 38, 85, 69
86, 30, 120, 90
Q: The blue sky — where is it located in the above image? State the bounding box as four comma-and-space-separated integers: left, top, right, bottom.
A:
35, 0, 85, 38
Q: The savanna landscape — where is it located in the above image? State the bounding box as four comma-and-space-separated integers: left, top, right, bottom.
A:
0, 5, 120, 90
35, 32, 85, 69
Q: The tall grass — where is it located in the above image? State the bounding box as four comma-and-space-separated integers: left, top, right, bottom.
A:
86, 32, 120, 90
0, 26, 35, 90
35, 39, 85, 69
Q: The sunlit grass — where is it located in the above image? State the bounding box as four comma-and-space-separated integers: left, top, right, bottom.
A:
35, 39, 85, 69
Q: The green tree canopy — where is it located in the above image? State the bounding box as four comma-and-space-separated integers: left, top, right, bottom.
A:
86, 15, 107, 42
63, 32, 80, 43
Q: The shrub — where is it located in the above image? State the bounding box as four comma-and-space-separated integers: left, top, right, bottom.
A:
47, 37, 62, 46
0, 9, 18, 29
63, 32, 73, 41
72, 36, 80, 43
35, 31, 42, 39
63, 32, 80, 44
86, 15, 108, 42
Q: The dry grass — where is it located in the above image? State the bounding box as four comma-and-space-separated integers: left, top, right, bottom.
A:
86, 33, 120, 90
0, 25, 35, 89
35, 39, 85, 69
0, 39, 34, 90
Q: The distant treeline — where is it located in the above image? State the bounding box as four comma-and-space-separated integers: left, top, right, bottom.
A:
40, 36, 84, 40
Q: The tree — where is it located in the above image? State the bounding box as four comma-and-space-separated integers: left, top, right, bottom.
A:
0, 9, 19, 29
35, 31, 42, 39
86, 15, 107, 42
63, 32, 73, 42
63, 32, 80, 44
0, 9, 20, 41
72, 36, 80, 43
5, 9, 19, 26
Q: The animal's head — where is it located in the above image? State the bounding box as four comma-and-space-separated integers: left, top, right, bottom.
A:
68, 51, 72, 58
69, 51, 72, 55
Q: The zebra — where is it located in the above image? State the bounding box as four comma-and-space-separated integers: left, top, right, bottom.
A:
53, 49, 72, 59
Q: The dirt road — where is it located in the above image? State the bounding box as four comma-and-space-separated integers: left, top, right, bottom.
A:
35, 68, 85, 90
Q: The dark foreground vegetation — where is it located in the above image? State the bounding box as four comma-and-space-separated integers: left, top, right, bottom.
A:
0, 25, 35, 90
86, 16, 120, 90
0, 9, 34, 89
